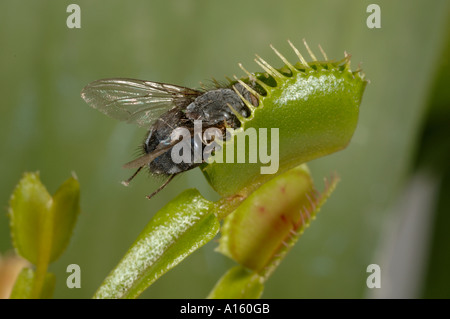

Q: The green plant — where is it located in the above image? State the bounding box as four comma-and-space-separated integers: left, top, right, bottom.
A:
6, 41, 366, 299
92, 41, 367, 299
8, 172, 80, 299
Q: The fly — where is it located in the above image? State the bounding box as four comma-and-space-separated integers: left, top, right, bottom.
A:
81, 78, 257, 199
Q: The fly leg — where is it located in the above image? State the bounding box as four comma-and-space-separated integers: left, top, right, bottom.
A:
146, 174, 177, 200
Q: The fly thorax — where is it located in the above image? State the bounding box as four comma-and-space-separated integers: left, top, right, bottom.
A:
185, 89, 249, 128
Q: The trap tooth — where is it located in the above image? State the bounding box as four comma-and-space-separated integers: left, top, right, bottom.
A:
233, 76, 259, 101
225, 101, 247, 124
269, 44, 296, 73
232, 77, 258, 116
318, 44, 328, 60
238, 63, 270, 94
254, 55, 284, 81
288, 39, 310, 69
302, 38, 318, 61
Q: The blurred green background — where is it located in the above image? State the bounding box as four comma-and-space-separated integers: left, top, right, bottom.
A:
1, 0, 449, 298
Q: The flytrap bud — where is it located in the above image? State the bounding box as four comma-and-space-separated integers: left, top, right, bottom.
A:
216, 164, 339, 277
201, 40, 367, 197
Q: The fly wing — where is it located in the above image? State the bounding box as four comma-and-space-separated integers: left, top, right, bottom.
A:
81, 78, 201, 127
122, 139, 180, 169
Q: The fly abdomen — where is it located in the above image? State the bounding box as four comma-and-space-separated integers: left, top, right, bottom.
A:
148, 135, 203, 175
143, 84, 258, 176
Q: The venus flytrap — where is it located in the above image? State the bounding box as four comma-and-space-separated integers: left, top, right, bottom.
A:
93, 40, 367, 298
203, 42, 366, 196
216, 165, 336, 274
6, 40, 367, 299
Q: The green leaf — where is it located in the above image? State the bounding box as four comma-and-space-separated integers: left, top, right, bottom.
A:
48, 176, 81, 262
8, 172, 81, 264
207, 266, 263, 299
8, 172, 52, 265
8, 172, 80, 298
9, 268, 55, 299
94, 189, 220, 299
